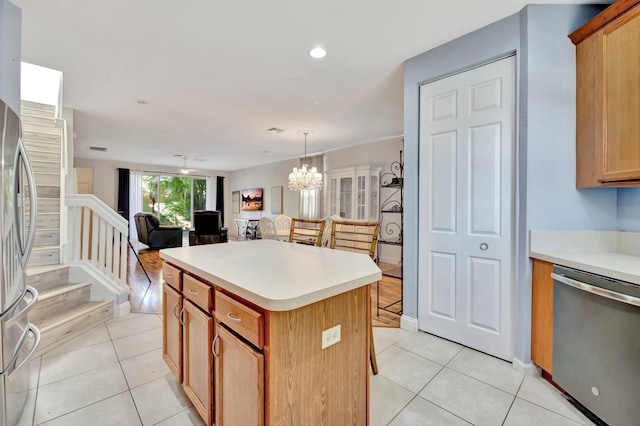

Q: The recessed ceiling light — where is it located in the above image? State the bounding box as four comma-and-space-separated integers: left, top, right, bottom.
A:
309, 47, 327, 59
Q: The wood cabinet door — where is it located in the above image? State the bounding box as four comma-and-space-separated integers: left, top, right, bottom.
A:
214, 324, 264, 426
531, 259, 554, 373
602, 7, 640, 182
162, 284, 182, 382
183, 300, 214, 425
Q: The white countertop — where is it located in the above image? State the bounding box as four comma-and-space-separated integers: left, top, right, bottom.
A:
159, 240, 382, 311
530, 251, 640, 285
530, 231, 640, 285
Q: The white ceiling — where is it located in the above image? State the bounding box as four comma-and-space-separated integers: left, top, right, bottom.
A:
13, 0, 603, 171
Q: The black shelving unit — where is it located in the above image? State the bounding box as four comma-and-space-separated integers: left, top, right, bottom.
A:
377, 150, 403, 316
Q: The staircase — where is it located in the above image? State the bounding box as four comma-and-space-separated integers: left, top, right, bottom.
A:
20, 100, 124, 356
20, 101, 62, 267
26, 265, 112, 355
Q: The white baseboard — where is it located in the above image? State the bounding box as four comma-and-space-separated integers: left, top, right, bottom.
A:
400, 315, 418, 333
114, 301, 131, 318
512, 357, 540, 376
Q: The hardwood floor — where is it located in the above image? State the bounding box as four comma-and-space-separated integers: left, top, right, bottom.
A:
127, 241, 402, 328
373, 264, 402, 328
127, 241, 164, 314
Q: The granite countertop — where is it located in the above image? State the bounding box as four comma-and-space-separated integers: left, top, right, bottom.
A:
159, 239, 382, 311
530, 231, 640, 285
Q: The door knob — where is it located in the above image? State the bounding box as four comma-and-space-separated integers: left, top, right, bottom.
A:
480, 243, 488, 250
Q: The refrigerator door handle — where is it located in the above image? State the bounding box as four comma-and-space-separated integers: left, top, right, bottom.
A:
4, 286, 38, 327
15, 139, 37, 266
6, 324, 40, 378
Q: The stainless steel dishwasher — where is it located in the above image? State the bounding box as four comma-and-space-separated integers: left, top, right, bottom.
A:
552, 265, 640, 426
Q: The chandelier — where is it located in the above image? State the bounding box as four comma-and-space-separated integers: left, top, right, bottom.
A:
288, 132, 323, 191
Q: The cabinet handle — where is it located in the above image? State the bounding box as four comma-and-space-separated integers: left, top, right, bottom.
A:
212, 334, 219, 358
165, 273, 173, 278
173, 302, 180, 319
188, 289, 199, 295
227, 312, 242, 323
179, 307, 185, 326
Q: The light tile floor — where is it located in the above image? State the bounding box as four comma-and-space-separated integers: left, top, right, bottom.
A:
30, 313, 596, 425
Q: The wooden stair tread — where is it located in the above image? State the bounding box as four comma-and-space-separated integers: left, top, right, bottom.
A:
37, 282, 91, 300
35, 300, 113, 331
21, 123, 61, 135
21, 101, 56, 112
25, 264, 68, 276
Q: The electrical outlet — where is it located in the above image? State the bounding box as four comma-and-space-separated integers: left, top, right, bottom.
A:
322, 324, 341, 349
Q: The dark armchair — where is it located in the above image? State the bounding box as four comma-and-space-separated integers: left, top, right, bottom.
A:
134, 213, 183, 249
190, 210, 228, 245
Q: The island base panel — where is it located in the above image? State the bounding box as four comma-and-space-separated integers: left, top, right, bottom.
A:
265, 285, 370, 425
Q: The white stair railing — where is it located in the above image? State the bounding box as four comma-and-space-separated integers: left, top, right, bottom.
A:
65, 194, 128, 291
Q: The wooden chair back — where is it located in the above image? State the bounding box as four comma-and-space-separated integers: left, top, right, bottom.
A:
289, 218, 325, 246
329, 220, 379, 260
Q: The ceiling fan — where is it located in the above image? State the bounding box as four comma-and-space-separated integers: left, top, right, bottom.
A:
175, 154, 192, 174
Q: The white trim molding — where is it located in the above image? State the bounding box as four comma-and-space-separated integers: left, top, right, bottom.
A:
400, 315, 418, 333
512, 357, 540, 376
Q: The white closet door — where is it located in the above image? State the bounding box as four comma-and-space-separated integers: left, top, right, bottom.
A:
418, 56, 515, 361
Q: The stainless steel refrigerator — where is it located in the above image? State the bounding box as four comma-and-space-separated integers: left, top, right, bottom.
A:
0, 100, 40, 425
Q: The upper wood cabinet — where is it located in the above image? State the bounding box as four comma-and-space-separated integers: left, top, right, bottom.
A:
571, 0, 640, 187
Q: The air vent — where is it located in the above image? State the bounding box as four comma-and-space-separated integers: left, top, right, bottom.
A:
268, 127, 285, 133
88, 146, 107, 152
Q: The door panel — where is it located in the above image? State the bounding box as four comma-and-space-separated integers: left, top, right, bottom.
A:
182, 300, 213, 425
430, 132, 457, 233
432, 91, 457, 120
429, 252, 457, 320
469, 78, 502, 112
162, 284, 182, 382
467, 257, 501, 332
418, 56, 515, 360
468, 124, 501, 236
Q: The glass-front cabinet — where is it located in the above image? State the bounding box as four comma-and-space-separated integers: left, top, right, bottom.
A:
325, 166, 380, 221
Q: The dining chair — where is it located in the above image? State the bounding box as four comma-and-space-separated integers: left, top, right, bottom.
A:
258, 217, 276, 240
288, 218, 325, 246
320, 214, 343, 247
233, 218, 249, 240
274, 214, 291, 241
329, 220, 380, 374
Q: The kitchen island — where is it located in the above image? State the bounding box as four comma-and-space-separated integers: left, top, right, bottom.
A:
159, 240, 381, 425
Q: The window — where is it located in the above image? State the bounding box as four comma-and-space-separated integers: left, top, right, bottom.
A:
141, 174, 207, 229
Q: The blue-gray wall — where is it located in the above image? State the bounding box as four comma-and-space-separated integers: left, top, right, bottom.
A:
618, 188, 640, 231
404, 4, 613, 364
0, 0, 21, 113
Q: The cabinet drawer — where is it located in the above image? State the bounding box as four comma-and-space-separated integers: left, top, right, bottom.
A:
183, 274, 213, 312
215, 291, 264, 349
163, 263, 182, 291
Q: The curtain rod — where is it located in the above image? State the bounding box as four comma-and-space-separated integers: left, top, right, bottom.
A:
117, 168, 211, 179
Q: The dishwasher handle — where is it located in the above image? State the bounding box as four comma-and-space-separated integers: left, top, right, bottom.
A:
552, 273, 640, 308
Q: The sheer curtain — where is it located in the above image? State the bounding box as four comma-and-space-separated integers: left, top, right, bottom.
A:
298, 154, 324, 219
129, 170, 143, 241
299, 189, 319, 219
